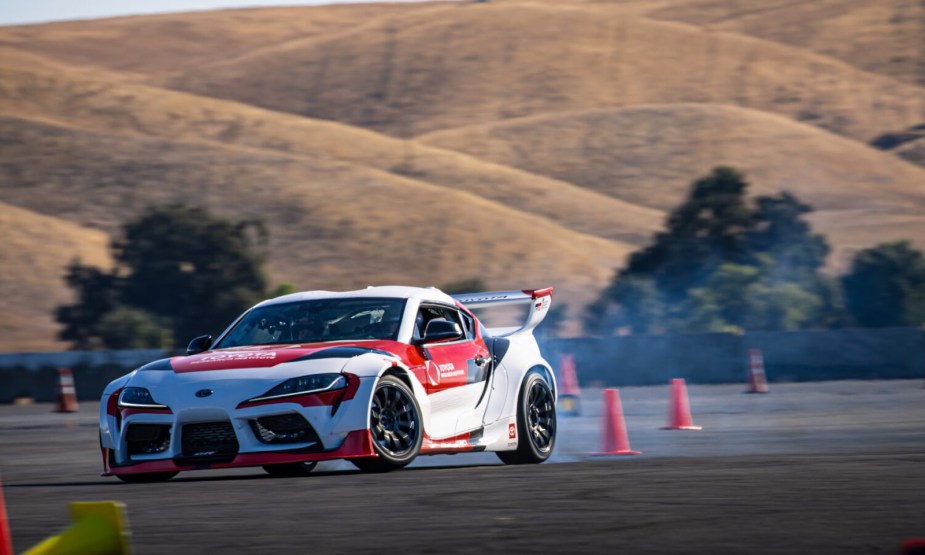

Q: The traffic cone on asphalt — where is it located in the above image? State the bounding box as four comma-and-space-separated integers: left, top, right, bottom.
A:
745, 349, 769, 394
591, 389, 640, 455
1, 478, 13, 555
22, 501, 131, 555
661, 378, 702, 430
54, 368, 79, 413
557, 354, 581, 416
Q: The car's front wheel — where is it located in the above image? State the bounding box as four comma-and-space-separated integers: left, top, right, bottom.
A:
262, 461, 318, 477
351, 375, 422, 473
497, 370, 556, 465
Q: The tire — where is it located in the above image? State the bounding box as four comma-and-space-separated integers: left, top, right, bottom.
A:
497, 370, 556, 465
262, 461, 318, 477
115, 471, 178, 483
350, 375, 423, 473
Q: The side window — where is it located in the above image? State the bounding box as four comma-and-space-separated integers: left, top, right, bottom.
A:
415, 305, 470, 341
459, 310, 475, 340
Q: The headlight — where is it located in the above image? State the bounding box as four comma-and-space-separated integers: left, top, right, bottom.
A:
247, 373, 347, 402
118, 387, 168, 409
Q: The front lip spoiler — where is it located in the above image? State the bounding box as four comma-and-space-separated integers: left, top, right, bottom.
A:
103, 429, 375, 476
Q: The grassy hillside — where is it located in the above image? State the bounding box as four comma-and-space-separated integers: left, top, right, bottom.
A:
0, 0, 923, 350
0, 111, 632, 291
0, 52, 663, 245
417, 103, 925, 268
0, 57, 639, 350
652, 0, 925, 87
0, 3, 434, 78
0, 202, 111, 352
162, 2, 925, 143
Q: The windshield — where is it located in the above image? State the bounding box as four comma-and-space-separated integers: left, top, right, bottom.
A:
215, 297, 407, 348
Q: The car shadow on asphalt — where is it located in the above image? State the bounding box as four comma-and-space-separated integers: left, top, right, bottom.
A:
5, 461, 511, 487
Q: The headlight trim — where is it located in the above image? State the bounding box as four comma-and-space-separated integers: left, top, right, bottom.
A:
118, 387, 169, 409
246, 373, 347, 403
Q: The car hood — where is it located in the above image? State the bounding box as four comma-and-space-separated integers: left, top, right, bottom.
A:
118, 341, 409, 405
169, 341, 405, 373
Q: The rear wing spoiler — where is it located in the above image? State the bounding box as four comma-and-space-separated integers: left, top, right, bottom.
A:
452, 287, 553, 338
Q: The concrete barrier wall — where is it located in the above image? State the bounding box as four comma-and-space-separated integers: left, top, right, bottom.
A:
542, 327, 925, 386
1, 328, 923, 402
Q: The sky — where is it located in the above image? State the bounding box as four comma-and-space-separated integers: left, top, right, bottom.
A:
0, 0, 377, 26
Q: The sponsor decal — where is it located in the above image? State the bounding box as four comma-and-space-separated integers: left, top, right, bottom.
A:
535, 296, 551, 310
438, 362, 465, 379
190, 352, 277, 364
465, 294, 517, 303
508, 423, 516, 439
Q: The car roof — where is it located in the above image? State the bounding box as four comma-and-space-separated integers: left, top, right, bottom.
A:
256, 285, 457, 308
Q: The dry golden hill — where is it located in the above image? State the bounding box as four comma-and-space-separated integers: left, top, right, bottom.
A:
0, 50, 642, 351
1, 0, 924, 350
417, 103, 925, 210
0, 202, 111, 352
0, 3, 436, 79
0, 44, 651, 350
651, 0, 925, 87
0, 110, 633, 298
0, 50, 664, 246
0, 112, 633, 349
162, 2, 925, 144
418, 103, 925, 268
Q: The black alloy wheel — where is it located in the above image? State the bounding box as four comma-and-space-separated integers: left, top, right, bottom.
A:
351, 375, 422, 472
497, 370, 556, 465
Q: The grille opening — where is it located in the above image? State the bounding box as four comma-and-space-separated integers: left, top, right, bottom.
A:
126, 424, 171, 456
180, 421, 239, 463
250, 413, 319, 445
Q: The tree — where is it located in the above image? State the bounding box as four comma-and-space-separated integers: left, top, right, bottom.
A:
56, 263, 121, 350
842, 241, 925, 327
622, 167, 753, 301
96, 307, 172, 350
57, 205, 268, 349
587, 276, 665, 334
746, 192, 829, 283
589, 167, 832, 334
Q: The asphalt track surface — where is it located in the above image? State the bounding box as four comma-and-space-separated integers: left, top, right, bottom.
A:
1, 380, 923, 554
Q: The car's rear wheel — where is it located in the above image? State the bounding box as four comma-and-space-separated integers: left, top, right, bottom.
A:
351, 375, 422, 473
497, 370, 556, 465
262, 461, 318, 477
115, 471, 178, 483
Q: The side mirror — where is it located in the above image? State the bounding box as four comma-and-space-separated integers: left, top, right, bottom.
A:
187, 335, 213, 356
423, 320, 463, 344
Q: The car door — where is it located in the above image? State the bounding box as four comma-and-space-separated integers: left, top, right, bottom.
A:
414, 304, 491, 438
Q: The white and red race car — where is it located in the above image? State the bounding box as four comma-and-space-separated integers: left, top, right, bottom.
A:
99, 286, 557, 482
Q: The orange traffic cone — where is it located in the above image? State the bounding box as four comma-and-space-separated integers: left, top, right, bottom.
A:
745, 349, 769, 394
557, 354, 581, 416
1, 478, 13, 555
54, 368, 79, 413
661, 378, 702, 430
591, 389, 640, 455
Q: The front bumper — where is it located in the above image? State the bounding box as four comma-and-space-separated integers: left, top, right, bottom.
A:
101, 376, 376, 476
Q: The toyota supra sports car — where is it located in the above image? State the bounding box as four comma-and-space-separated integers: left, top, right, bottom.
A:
99, 286, 557, 482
